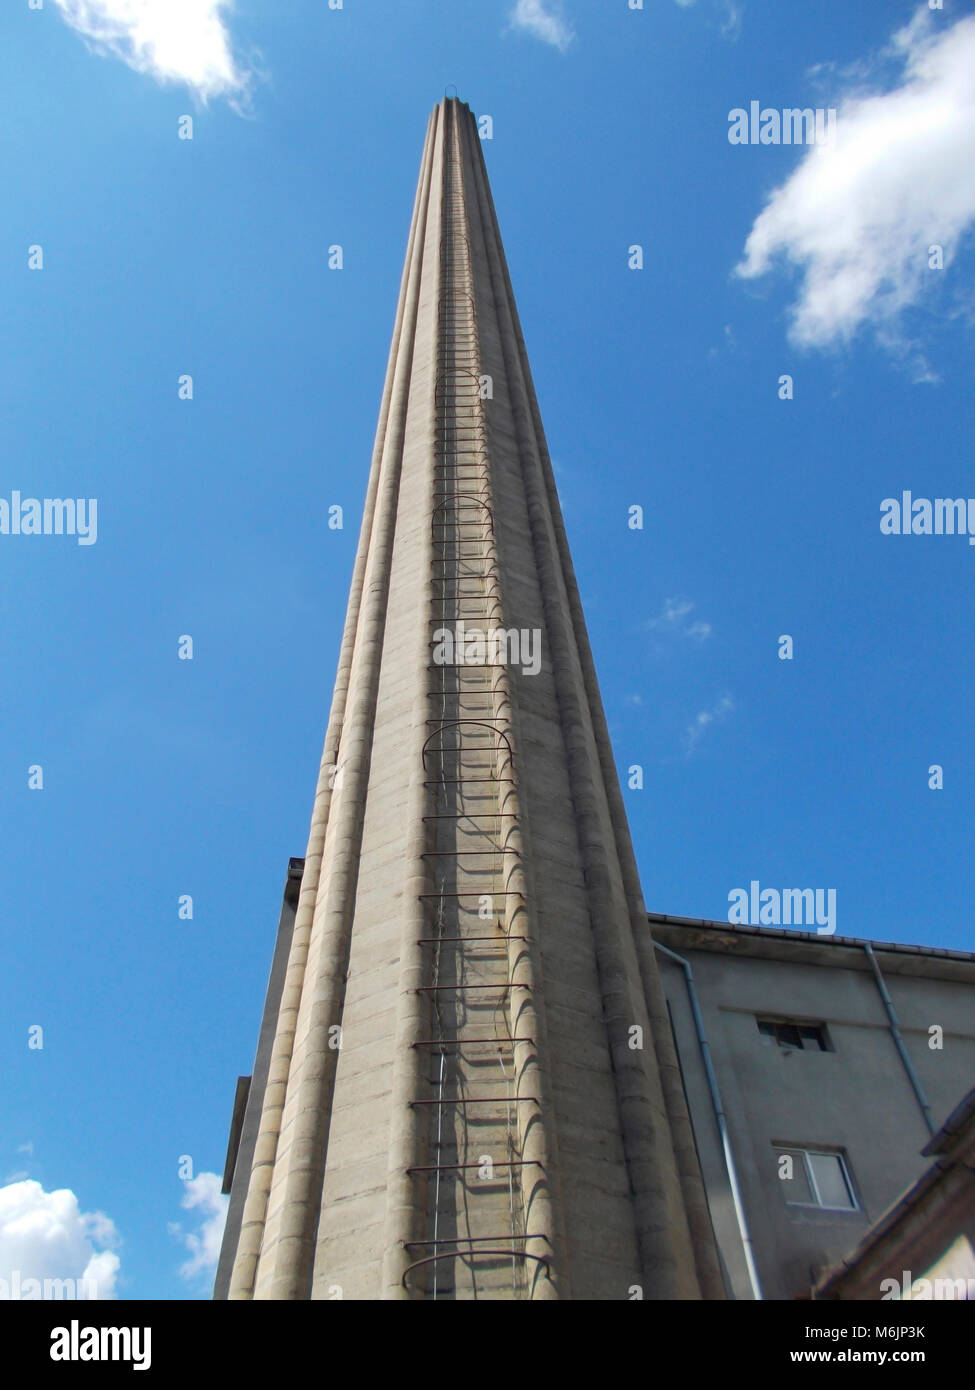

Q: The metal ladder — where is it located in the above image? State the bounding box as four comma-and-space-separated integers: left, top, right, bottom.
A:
401, 102, 544, 1300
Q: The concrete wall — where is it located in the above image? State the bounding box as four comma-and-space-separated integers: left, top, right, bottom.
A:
214, 860, 302, 1300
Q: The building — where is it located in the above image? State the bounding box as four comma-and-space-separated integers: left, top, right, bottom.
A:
652, 914, 975, 1300
813, 1085, 975, 1301
214, 97, 723, 1302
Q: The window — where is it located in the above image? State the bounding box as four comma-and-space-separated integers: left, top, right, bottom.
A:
758, 1017, 830, 1051
774, 1146, 858, 1211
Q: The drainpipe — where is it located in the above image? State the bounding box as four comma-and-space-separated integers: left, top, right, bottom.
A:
863, 943, 936, 1137
653, 941, 763, 1301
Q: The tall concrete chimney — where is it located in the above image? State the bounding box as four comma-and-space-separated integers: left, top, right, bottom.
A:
215, 98, 722, 1302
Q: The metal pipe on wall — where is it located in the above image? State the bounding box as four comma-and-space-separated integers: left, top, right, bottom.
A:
864, 943, 936, 1138
653, 940, 763, 1301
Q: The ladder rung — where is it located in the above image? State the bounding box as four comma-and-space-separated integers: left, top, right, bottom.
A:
406, 1234, 535, 1245
409, 1097, 539, 1107
407, 1160, 540, 1173
420, 850, 520, 857
422, 779, 515, 786
416, 982, 524, 991
412, 1038, 534, 1047
417, 935, 526, 942
419, 892, 521, 902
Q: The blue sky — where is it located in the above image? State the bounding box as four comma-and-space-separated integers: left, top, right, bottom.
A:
1, 0, 973, 1300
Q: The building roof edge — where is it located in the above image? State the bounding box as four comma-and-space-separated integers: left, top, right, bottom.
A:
647, 912, 975, 965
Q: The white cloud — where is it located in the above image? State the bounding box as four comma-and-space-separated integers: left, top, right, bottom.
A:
508, 0, 575, 54
0, 1179, 120, 1299
669, 0, 742, 41
686, 694, 734, 753
53, 0, 250, 103
169, 1173, 228, 1283
648, 597, 712, 640
736, 11, 975, 355
657, 598, 694, 624
721, 2, 742, 41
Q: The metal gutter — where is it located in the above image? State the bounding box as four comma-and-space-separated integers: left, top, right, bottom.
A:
653, 939, 763, 1301
864, 943, 936, 1138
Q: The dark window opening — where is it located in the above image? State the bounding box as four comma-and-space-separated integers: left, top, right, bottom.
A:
758, 1018, 830, 1051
